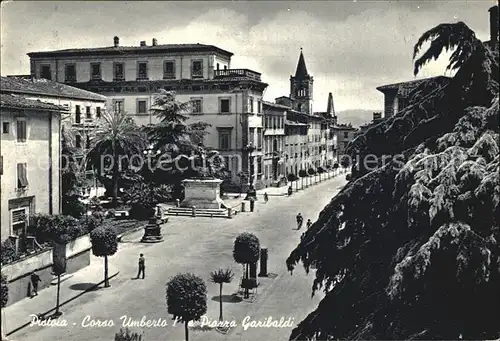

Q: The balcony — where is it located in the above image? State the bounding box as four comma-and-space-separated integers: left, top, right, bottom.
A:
214, 69, 261, 81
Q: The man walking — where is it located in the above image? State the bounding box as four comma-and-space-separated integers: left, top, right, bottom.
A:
264, 192, 268, 203
249, 197, 255, 212
296, 213, 303, 230
306, 219, 313, 229
136, 253, 145, 279
30, 271, 41, 297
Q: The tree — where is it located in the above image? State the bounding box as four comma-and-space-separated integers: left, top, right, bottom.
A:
90, 226, 118, 288
145, 90, 211, 190
317, 166, 325, 181
233, 233, 260, 298
209, 269, 234, 321
87, 110, 147, 205
1, 273, 8, 341
53, 260, 65, 317
286, 10, 499, 341
166, 273, 207, 341
114, 328, 142, 341
298, 169, 308, 188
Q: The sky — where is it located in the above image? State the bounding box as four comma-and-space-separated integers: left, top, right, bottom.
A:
0, 0, 495, 125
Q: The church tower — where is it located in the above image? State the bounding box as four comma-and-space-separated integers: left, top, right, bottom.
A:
290, 48, 313, 114
327, 92, 337, 125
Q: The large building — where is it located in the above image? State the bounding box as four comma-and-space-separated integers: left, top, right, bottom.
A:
27, 37, 268, 188
1, 76, 108, 191
0, 87, 65, 246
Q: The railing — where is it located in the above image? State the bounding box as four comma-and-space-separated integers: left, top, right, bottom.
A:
214, 69, 262, 81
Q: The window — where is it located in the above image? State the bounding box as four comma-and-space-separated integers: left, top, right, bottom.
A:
191, 98, 202, 114
218, 128, 232, 150
75, 105, 81, 123
86, 106, 91, 119
90, 63, 101, 80
249, 128, 255, 146
16, 120, 26, 142
249, 97, 254, 113
257, 101, 262, 113
219, 98, 230, 113
257, 128, 263, 149
17, 163, 28, 188
11, 207, 28, 236
136, 100, 147, 114
163, 61, 175, 79
86, 136, 91, 149
75, 135, 82, 148
137, 62, 148, 80
96, 107, 101, 118
41, 65, 51, 80
2, 122, 9, 134
65, 64, 76, 82
114, 63, 125, 81
257, 156, 262, 174
113, 100, 124, 114
191, 60, 203, 78
343, 131, 349, 138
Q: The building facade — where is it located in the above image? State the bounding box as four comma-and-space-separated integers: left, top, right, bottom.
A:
0, 93, 66, 244
1, 76, 108, 191
262, 102, 287, 187
28, 37, 268, 188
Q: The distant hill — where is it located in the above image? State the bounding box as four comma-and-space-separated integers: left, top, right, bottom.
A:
336, 109, 376, 128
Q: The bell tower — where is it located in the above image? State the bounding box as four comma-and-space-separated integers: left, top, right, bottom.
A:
290, 48, 313, 114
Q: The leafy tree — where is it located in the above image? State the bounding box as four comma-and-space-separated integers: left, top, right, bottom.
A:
317, 166, 325, 181
144, 90, 212, 191
90, 226, 118, 288
286, 11, 499, 341
298, 169, 308, 188
61, 126, 86, 218
87, 110, 147, 206
209, 268, 234, 321
122, 183, 172, 219
166, 273, 207, 341
1, 239, 19, 265
233, 233, 260, 298
114, 328, 143, 341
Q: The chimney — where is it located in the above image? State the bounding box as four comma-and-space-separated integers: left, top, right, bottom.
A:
373, 112, 382, 121
152, 38, 158, 46
113, 36, 119, 47
140, 41, 146, 47
489, 5, 499, 43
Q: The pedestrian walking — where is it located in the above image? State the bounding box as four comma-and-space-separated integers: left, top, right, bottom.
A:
136, 253, 145, 279
288, 186, 293, 196
30, 271, 41, 297
249, 197, 255, 212
296, 213, 303, 230
264, 192, 269, 203
306, 219, 312, 229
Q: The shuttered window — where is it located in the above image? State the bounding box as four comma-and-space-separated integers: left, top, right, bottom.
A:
17, 163, 28, 188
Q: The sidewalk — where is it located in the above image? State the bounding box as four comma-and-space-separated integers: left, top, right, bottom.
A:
3, 254, 119, 337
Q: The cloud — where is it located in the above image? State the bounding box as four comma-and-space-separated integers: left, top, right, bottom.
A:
1, 1, 493, 117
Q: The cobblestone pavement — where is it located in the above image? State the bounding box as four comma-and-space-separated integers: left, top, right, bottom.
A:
8, 175, 347, 341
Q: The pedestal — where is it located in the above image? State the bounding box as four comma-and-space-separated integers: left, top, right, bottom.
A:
181, 179, 224, 209
141, 218, 164, 243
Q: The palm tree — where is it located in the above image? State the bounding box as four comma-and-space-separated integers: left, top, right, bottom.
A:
87, 110, 147, 205
209, 269, 234, 322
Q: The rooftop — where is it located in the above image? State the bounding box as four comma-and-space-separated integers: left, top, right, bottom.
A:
28, 43, 233, 58
1, 76, 108, 101
262, 101, 290, 110
1, 93, 68, 112
376, 76, 451, 93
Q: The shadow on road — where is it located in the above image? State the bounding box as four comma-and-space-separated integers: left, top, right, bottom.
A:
69, 283, 99, 291
210, 294, 243, 303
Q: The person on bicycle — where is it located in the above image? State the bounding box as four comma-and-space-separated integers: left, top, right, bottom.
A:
296, 213, 303, 229
306, 219, 312, 229
264, 192, 269, 203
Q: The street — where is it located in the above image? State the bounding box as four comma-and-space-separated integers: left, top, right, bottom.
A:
10, 175, 346, 341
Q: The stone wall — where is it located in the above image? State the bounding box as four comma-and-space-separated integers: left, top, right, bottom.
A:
2, 248, 54, 306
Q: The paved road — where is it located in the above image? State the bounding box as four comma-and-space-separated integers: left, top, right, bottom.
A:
11, 176, 346, 341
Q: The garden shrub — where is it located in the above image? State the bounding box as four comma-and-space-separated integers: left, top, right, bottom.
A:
1, 239, 19, 265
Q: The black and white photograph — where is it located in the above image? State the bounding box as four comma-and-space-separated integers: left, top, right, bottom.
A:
0, 1, 499, 340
